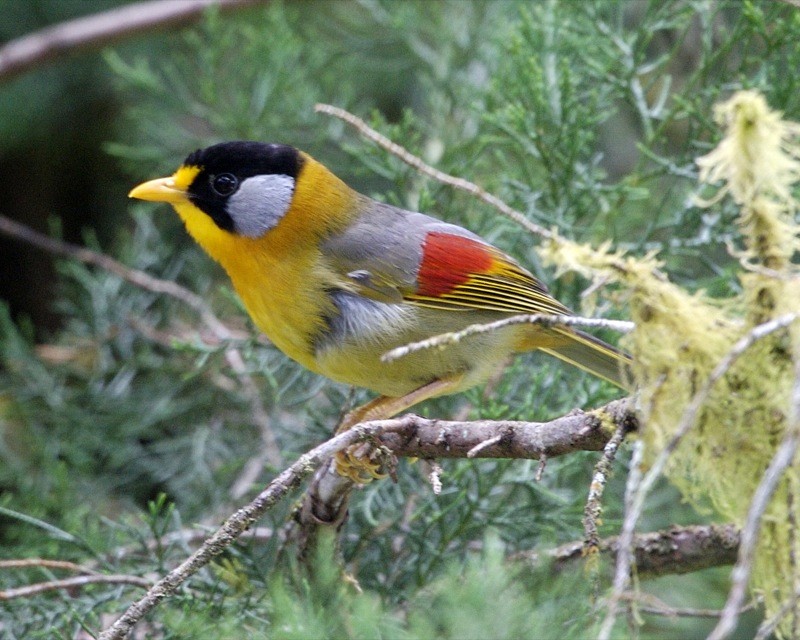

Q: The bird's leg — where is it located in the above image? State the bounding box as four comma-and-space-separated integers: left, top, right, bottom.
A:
334, 375, 464, 483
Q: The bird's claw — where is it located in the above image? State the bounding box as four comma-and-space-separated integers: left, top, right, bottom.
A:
334, 442, 394, 484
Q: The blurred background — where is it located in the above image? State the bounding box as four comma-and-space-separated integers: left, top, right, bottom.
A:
1, 1, 797, 637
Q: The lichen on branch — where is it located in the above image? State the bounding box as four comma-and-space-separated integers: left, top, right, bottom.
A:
543, 89, 800, 637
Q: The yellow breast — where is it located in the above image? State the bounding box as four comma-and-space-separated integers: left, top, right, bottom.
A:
171, 155, 358, 372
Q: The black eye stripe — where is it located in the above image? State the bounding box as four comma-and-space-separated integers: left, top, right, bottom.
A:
211, 173, 239, 196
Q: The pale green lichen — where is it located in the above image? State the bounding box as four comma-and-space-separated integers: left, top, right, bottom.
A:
542, 90, 800, 636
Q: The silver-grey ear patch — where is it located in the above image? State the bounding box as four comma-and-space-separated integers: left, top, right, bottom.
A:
226, 174, 295, 238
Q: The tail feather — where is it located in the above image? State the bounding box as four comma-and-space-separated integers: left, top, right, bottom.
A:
538, 328, 632, 390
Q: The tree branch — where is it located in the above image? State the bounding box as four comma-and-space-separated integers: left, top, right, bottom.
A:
382, 314, 634, 363
583, 421, 628, 585
315, 103, 555, 240
0, 0, 265, 84
374, 397, 638, 460
0, 575, 150, 601
293, 398, 638, 562
512, 523, 741, 579
600, 313, 799, 639
0, 213, 284, 470
99, 421, 392, 640
99, 399, 639, 637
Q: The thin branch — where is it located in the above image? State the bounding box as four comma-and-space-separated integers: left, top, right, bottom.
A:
600, 312, 799, 638
382, 314, 634, 363
0, 558, 100, 574
0, 575, 151, 601
0, 0, 265, 84
620, 591, 759, 620
292, 398, 637, 561
708, 428, 799, 639
466, 433, 505, 458
598, 438, 645, 639
123, 396, 630, 640
755, 587, 800, 640
374, 398, 638, 461
0, 214, 222, 331
583, 423, 627, 559
0, 213, 283, 469
642, 313, 798, 495
315, 103, 555, 240
101, 397, 632, 634
708, 351, 800, 640
99, 421, 396, 640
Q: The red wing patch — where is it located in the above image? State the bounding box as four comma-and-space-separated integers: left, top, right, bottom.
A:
416, 232, 494, 297
409, 231, 571, 315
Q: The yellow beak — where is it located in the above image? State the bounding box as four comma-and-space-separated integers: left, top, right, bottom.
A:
128, 176, 188, 203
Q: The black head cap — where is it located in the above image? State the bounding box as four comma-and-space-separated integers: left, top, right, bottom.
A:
182, 141, 303, 232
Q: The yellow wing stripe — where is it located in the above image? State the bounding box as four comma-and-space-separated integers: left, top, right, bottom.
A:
405, 277, 571, 315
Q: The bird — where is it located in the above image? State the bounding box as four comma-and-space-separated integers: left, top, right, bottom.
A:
129, 141, 630, 481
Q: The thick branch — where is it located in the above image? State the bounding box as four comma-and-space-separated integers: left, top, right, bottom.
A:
0, 0, 265, 83
375, 398, 638, 460
293, 398, 638, 561
513, 524, 741, 579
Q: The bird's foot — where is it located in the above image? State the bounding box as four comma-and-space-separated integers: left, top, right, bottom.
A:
334, 440, 395, 484
331, 378, 462, 483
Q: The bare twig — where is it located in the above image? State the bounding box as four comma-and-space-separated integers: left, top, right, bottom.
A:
708, 428, 799, 639
428, 461, 443, 495
382, 314, 634, 363
375, 398, 638, 461
1, 575, 151, 601
535, 454, 547, 481
100, 397, 632, 636
754, 587, 800, 640
651, 313, 798, 474
583, 423, 627, 557
0, 558, 100, 574
466, 433, 505, 458
96, 397, 627, 637
0, 213, 283, 470
621, 591, 759, 620
0, 214, 222, 330
0, 0, 265, 84
598, 438, 645, 639
315, 103, 556, 240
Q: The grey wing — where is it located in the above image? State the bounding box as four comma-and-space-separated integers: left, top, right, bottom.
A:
320, 195, 484, 303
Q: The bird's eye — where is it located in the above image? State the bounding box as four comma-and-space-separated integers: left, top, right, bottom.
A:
210, 173, 239, 196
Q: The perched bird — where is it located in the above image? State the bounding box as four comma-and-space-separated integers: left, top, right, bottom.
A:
130, 141, 630, 479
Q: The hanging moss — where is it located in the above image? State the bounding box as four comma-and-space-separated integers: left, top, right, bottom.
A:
543, 90, 800, 637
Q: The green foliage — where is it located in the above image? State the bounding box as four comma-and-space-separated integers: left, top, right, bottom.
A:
1, 0, 796, 637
